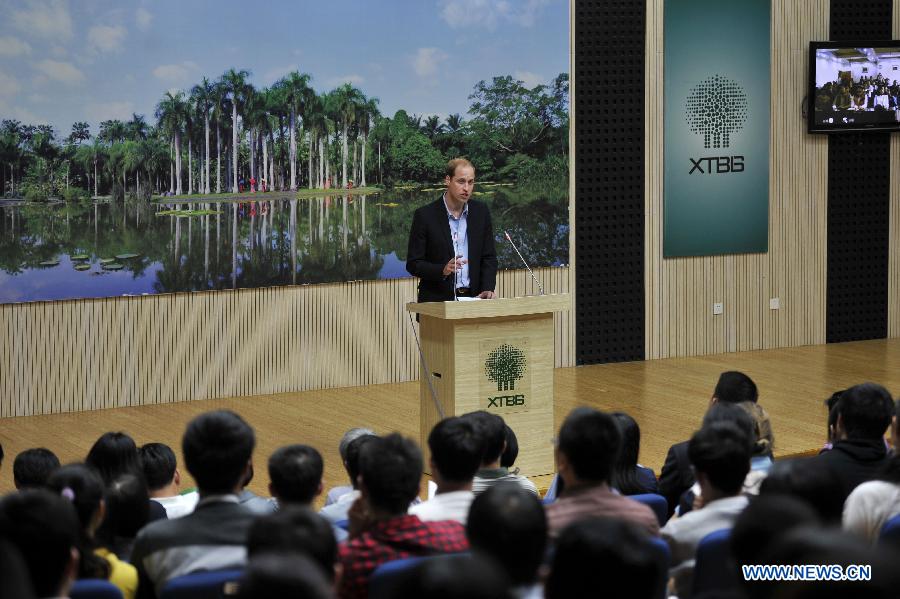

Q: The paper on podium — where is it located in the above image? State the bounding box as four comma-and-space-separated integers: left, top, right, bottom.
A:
456, 296, 482, 302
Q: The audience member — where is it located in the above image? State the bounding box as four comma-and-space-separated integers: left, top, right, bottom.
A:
131, 410, 258, 598
546, 407, 659, 538
96, 473, 151, 561
611, 412, 659, 495
466, 486, 546, 598
88, 431, 167, 523
0, 490, 81, 599
499, 424, 520, 471
390, 554, 513, 599
821, 389, 845, 452
758, 457, 844, 524
0, 537, 37, 599
844, 399, 900, 542
320, 434, 377, 525
410, 416, 481, 525
47, 464, 137, 599
13, 447, 61, 490
662, 421, 752, 598
237, 553, 334, 599
139, 443, 198, 519
247, 507, 339, 583
324, 427, 376, 506
545, 517, 665, 599
237, 465, 276, 514
338, 433, 468, 599
809, 382, 893, 502
463, 412, 537, 495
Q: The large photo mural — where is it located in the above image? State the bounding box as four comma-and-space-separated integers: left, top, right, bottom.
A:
0, 0, 569, 303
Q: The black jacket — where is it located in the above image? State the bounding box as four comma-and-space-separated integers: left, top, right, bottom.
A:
406, 197, 497, 302
810, 438, 889, 503
658, 440, 693, 517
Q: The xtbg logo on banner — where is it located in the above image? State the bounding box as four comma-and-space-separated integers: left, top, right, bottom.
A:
685, 74, 748, 174
482, 342, 529, 411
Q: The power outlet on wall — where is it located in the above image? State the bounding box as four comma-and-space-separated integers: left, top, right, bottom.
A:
770, 297, 780, 310
713, 302, 724, 315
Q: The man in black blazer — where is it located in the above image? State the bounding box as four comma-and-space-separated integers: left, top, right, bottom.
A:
406, 158, 497, 302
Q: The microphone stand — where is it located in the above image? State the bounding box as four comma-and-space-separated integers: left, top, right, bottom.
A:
504, 230, 545, 296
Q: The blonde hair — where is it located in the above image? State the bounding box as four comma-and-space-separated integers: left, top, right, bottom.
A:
445, 158, 475, 179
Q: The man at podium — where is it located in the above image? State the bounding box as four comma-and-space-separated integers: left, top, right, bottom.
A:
406, 158, 497, 302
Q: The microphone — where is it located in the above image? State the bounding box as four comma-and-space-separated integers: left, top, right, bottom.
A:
452, 231, 459, 302
504, 230, 545, 296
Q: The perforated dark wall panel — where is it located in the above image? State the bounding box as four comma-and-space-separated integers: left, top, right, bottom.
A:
826, 0, 892, 343
574, 0, 645, 365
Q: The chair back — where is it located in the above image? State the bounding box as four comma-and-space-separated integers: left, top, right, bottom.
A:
879, 513, 900, 548
160, 569, 244, 599
647, 536, 671, 599
692, 528, 739, 596
629, 493, 668, 527
70, 580, 124, 599
369, 556, 432, 599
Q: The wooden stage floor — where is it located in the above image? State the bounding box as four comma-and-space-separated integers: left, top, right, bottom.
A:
1, 338, 898, 501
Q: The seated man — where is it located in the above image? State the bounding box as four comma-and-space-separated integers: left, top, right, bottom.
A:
268, 444, 346, 542
546, 407, 659, 538
463, 411, 537, 495
13, 447, 61, 490
0, 490, 81, 599
324, 427, 375, 506
320, 434, 377, 524
131, 410, 258, 598
467, 486, 547, 597
810, 382, 893, 503
410, 416, 481, 524
139, 442, 199, 519
237, 465, 276, 515
338, 433, 469, 599
247, 508, 340, 585
661, 421, 752, 598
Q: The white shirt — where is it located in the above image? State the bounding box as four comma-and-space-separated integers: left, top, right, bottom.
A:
409, 490, 475, 525
152, 491, 199, 519
843, 480, 900, 543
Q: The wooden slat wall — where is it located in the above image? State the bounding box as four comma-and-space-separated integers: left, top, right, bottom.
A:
645, 0, 830, 359
890, 2, 900, 339
0, 267, 573, 417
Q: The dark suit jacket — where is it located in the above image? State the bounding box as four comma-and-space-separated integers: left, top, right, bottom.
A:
406, 197, 497, 302
658, 440, 693, 517
809, 438, 890, 503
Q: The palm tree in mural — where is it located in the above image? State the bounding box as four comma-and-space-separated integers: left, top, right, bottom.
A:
422, 114, 445, 139
330, 83, 365, 188
99, 119, 127, 145
357, 97, 379, 187
127, 113, 149, 141
155, 90, 188, 195
212, 80, 230, 194
279, 71, 313, 191
304, 93, 327, 188
445, 113, 464, 133
242, 87, 267, 190
222, 68, 251, 193
192, 77, 214, 194
123, 140, 146, 195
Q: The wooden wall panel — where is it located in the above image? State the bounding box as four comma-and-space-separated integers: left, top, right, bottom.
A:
890, 2, 900, 339
645, 0, 830, 359
0, 267, 572, 417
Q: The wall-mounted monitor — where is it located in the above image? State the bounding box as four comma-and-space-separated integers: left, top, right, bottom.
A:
809, 40, 900, 133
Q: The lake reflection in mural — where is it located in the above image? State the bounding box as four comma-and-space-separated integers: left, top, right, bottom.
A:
0, 185, 567, 304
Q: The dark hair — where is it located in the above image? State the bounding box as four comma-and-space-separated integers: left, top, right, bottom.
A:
714, 371, 758, 404
0, 490, 80, 597
0, 538, 36, 599
45, 464, 111, 580
428, 417, 482, 483
13, 448, 61, 489
247, 508, 337, 580
462, 411, 506, 465
688, 421, 752, 495
557, 407, 620, 483
237, 552, 334, 599
545, 518, 665, 599
499, 425, 519, 469
359, 433, 422, 515
182, 410, 255, 494
835, 383, 893, 440
392, 554, 511, 599
702, 402, 757, 451
344, 434, 377, 488
139, 443, 177, 492
467, 486, 546, 586
268, 445, 324, 505
610, 413, 646, 495
730, 495, 819, 574
825, 390, 845, 443
96, 473, 150, 551
759, 458, 845, 523
86, 432, 140, 484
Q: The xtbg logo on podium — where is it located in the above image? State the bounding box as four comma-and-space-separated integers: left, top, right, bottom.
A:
480, 340, 530, 413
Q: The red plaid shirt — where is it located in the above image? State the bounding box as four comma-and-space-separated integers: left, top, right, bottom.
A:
338, 514, 469, 599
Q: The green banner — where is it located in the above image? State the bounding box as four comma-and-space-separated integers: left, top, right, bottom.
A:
664, 0, 770, 257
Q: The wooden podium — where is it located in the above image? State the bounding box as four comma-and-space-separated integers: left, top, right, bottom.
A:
407, 294, 570, 477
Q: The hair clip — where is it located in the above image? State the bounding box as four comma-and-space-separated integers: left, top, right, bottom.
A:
61, 487, 76, 501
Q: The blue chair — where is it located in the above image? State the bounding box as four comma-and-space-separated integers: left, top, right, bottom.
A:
369, 556, 432, 599
630, 493, 668, 527
879, 513, 900, 547
692, 529, 739, 597
160, 569, 244, 599
647, 536, 671, 599
542, 473, 561, 504
70, 580, 123, 599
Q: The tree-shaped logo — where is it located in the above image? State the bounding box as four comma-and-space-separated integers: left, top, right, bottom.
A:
484, 344, 527, 392
685, 74, 749, 149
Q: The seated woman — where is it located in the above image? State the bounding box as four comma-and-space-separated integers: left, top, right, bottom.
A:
611, 412, 658, 495
47, 464, 138, 599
